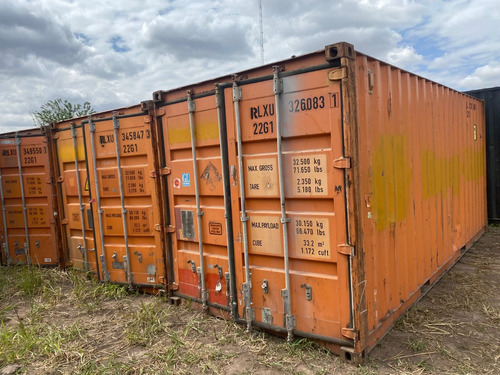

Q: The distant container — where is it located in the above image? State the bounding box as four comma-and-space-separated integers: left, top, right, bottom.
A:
151, 42, 487, 360
51, 104, 166, 288
466, 86, 500, 222
0, 127, 62, 266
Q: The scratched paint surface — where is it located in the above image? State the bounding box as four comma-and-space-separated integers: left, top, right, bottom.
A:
83, 109, 165, 286
355, 54, 486, 345
52, 126, 97, 272
53, 107, 165, 287
224, 67, 350, 340
371, 134, 411, 231
159, 93, 232, 309
0, 131, 60, 266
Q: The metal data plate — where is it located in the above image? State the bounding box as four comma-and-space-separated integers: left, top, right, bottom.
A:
181, 210, 195, 239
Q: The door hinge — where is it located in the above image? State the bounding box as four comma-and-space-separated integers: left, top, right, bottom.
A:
329, 67, 348, 81
168, 283, 179, 291
167, 225, 176, 233
57, 176, 64, 183
156, 108, 166, 116
341, 327, 358, 340
149, 170, 157, 178
160, 167, 171, 176
61, 218, 69, 225
333, 157, 351, 169
143, 116, 152, 124
338, 244, 355, 256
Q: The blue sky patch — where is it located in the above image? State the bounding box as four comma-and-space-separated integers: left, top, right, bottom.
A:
110, 35, 130, 53
74, 32, 90, 45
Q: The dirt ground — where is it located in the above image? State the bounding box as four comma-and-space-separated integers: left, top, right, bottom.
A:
0, 226, 499, 375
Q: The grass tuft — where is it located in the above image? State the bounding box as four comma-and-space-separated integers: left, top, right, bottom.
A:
17, 265, 45, 296
126, 301, 169, 346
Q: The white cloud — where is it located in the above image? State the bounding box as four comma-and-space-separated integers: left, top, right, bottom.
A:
0, 0, 499, 132
386, 46, 424, 71
141, 9, 253, 61
0, 2, 87, 69
459, 63, 500, 90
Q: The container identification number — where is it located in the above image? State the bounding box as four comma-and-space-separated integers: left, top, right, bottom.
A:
22, 146, 46, 164
2, 149, 16, 157
120, 130, 150, 154
253, 121, 274, 135
23, 146, 46, 155
24, 156, 38, 164
465, 101, 477, 118
250, 103, 275, 136
289, 96, 325, 113
123, 143, 138, 153
121, 130, 150, 141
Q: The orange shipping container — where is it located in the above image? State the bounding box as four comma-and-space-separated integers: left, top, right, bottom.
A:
0, 127, 62, 266
51, 121, 99, 273
52, 104, 166, 288
152, 41, 486, 360
153, 88, 237, 315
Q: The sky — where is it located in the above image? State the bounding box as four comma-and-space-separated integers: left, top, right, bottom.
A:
1, 0, 499, 133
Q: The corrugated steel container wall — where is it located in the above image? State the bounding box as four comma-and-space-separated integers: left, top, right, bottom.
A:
153, 88, 238, 315
151, 41, 486, 359
52, 104, 166, 288
351, 51, 487, 355
0, 128, 62, 266
51, 122, 99, 273
150, 51, 335, 318
465, 86, 500, 222
224, 63, 351, 346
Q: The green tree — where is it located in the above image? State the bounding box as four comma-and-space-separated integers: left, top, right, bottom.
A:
31, 98, 96, 126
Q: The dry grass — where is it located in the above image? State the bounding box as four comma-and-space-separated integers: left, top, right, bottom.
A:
0, 226, 499, 374
0, 266, 352, 374
369, 225, 500, 374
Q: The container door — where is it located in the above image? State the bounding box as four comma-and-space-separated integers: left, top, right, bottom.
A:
226, 68, 352, 340
85, 110, 165, 288
0, 135, 60, 266
53, 125, 98, 273
156, 91, 236, 312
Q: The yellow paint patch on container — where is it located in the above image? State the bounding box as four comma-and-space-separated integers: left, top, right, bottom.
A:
167, 121, 219, 145
56, 141, 86, 163
372, 134, 411, 231
421, 147, 485, 199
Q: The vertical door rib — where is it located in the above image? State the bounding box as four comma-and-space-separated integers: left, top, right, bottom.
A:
71, 123, 89, 271
89, 118, 110, 281
0, 171, 9, 264
15, 135, 31, 265
215, 84, 238, 317
232, 80, 254, 330
112, 113, 133, 286
272, 66, 294, 340
187, 90, 208, 309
